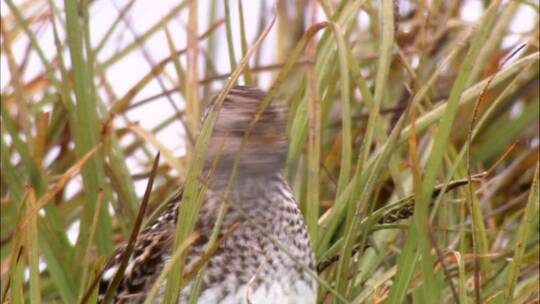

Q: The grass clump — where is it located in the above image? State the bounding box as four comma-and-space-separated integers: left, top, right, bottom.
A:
1, 1, 538, 303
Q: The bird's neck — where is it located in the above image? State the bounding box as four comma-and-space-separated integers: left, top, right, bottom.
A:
200, 171, 291, 227
205, 169, 283, 193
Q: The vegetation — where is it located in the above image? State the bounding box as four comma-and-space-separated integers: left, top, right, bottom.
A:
1, 0, 538, 303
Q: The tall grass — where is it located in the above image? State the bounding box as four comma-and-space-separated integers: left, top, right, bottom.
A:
1, 1, 539, 303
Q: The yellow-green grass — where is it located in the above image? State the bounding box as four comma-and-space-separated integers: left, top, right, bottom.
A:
1, 1, 538, 303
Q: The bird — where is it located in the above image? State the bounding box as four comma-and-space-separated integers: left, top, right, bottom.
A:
97, 85, 317, 303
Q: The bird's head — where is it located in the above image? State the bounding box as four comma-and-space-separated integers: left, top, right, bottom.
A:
202, 85, 288, 181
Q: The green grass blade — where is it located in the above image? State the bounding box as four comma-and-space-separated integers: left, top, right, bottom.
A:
26, 188, 41, 304
223, 0, 237, 73
504, 163, 539, 302
238, 0, 253, 85
64, 0, 112, 256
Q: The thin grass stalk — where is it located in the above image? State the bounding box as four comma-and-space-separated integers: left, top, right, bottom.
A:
504, 163, 539, 302
4, 0, 61, 87
305, 0, 321, 252
0, 132, 23, 200
203, 0, 219, 96
64, 0, 112, 255
108, 20, 223, 115
102, 153, 160, 304
286, 0, 364, 170
251, 0, 267, 84
164, 24, 186, 95
186, 179, 218, 302
186, 0, 200, 159
334, 23, 352, 198
5, 188, 31, 304
0, 104, 46, 200
463, 45, 528, 299
32, 112, 49, 168
315, 42, 378, 255
223, 0, 237, 73
26, 188, 41, 304
475, 97, 539, 162
94, 0, 137, 55
467, 1, 519, 86
328, 21, 354, 300
317, 0, 392, 262
162, 14, 277, 303
454, 251, 469, 304
20, 144, 101, 231
340, 114, 408, 302
1, 23, 31, 141
97, 1, 188, 72
238, 0, 253, 85
9, 249, 24, 304
103, 128, 139, 222
77, 189, 105, 302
